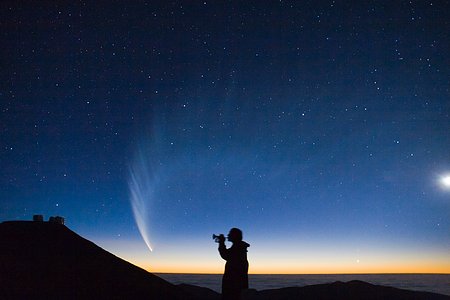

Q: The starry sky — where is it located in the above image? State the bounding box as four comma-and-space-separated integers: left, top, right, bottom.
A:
1, 1, 449, 274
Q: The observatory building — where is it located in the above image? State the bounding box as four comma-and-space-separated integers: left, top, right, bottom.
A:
33, 214, 65, 225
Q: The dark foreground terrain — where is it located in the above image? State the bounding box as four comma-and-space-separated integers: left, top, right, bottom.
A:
1, 221, 448, 300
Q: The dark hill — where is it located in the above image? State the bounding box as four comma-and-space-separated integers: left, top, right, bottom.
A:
241, 280, 450, 300
174, 280, 450, 300
0, 221, 189, 299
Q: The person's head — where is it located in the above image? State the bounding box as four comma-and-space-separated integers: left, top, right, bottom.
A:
227, 228, 243, 243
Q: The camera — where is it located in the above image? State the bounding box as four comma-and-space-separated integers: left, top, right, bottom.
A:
212, 234, 224, 243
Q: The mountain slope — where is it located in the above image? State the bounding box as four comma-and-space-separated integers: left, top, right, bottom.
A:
0, 221, 188, 299
242, 280, 450, 300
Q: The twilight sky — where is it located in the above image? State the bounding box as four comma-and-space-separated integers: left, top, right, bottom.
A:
1, 1, 449, 274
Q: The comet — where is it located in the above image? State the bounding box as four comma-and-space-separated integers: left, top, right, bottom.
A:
128, 148, 157, 252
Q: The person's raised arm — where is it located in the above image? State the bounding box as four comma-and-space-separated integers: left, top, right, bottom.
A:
217, 235, 230, 260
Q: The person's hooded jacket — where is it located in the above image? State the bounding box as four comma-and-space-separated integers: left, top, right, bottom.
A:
219, 240, 250, 297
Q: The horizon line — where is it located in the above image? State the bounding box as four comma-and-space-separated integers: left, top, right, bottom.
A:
153, 272, 450, 275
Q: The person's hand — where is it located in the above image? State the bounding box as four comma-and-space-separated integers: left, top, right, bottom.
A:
218, 234, 225, 243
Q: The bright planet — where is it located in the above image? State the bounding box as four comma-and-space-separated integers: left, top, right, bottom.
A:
441, 175, 450, 188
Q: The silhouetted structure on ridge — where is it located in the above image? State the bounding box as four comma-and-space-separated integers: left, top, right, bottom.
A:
33, 215, 44, 222
49, 216, 65, 225
32, 214, 65, 225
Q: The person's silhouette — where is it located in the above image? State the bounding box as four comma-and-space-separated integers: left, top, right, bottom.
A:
217, 228, 250, 300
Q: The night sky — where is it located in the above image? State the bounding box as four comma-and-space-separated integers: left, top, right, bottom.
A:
1, 1, 449, 274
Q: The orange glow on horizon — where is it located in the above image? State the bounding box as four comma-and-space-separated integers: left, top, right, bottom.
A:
137, 261, 450, 275
146, 268, 450, 275
133, 251, 450, 275
98, 238, 450, 276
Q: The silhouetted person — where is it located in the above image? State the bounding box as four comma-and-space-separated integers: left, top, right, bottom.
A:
217, 228, 250, 300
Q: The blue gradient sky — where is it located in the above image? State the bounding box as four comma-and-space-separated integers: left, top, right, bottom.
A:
1, 1, 449, 273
